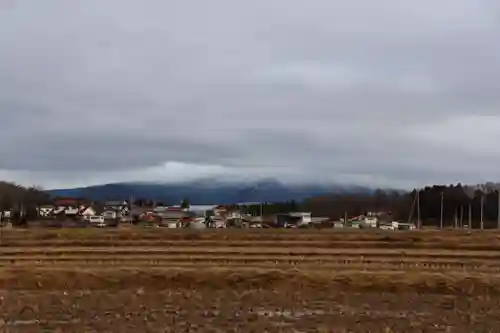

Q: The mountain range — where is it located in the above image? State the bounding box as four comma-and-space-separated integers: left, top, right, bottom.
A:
46, 178, 378, 204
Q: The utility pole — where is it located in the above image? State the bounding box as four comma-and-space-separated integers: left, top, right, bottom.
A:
468, 202, 472, 231
0, 199, 4, 246
0, 210, 3, 245
480, 194, 484, 231
440, 191, 444, 229
129, 195, 133, 224
407, 189, 417, 225
460, 206, 464, 229
260, 202, 263, 222
497, 190, 500, 229
416, 189, 421, 229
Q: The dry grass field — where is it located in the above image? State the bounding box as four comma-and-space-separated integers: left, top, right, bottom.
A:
1, 228, 500, 332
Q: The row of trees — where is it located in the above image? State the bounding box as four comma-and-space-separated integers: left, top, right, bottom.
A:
0, 182, 52, 223
303, 184, 500, 228
414, 184, 500, 228
302, 189, 409, 220
240, 201, 300, 216
0, 182, 50, 207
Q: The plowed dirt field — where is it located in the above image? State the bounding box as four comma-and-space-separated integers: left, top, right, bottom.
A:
1, 228, 500, 332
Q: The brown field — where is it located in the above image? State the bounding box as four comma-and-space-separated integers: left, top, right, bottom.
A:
1, 228, 500, 332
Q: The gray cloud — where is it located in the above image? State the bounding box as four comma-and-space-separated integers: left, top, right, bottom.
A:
1, 0, 500, 189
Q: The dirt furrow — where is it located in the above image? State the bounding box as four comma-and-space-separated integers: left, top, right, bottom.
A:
2, 246, 500, 257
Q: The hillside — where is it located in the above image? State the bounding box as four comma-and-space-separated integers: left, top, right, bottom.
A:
46, 179, 375, 204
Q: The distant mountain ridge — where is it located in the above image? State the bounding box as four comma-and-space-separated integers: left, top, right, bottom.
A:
46, 179, 377, 204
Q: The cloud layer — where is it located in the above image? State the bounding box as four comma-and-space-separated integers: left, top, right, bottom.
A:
1, 0, 500, 189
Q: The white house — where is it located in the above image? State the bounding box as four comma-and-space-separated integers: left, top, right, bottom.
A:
53, 206, 65, 215
392, 221, 416, 230
213, 220, 227, 228
188, 205, 217, 217
80, 206, 97, 220
363, 216, 378, 228
37, 205, 55, 218
104, 201, 129, 219
289, 212, 312, 225
64, 207, 79, 216
228, 211, 242, 219
163, 221, 181, 228
380, 224, 395, 231
347, 214, 378, 228
88, 215, 106, 226
333, 221, 344, 228
275, 212, 312, 228
103, 210, 118, 220
1, 210, 12, 221
189, 221, 207, 229
208, 217, 227, 228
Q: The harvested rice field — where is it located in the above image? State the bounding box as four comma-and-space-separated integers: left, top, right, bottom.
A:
1, 228, 500, 332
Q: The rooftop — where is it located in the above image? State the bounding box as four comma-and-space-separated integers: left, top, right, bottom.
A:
188, 205, 217, 212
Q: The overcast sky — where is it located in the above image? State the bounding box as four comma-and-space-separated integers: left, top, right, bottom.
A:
1, 0, 500, 189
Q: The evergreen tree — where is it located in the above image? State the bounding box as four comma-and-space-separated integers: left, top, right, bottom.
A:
180, 198, 190, 209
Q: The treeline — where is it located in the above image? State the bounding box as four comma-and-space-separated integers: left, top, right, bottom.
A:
302, 184, 500, 228
240, 201, 301, 216
302, 189, 411, 220
0, 182, 52, 223
415, 184, 500, 228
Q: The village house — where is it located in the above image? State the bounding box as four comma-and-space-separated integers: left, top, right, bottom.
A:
275, 212, 312, 228
206, 216, 227, 228
79, 203, 106, 221
52, 206, 65, 216
188, 205, 217, 218
129, 207, 158, 226
0, 210, 12, 222
37, 205, 55, 218
103, 200, 129, 220
212, 205, 227, 217
155, 206, 191, 228
188, 217, 208, 229
140, 214, 159, 226
391, 221, 416, 230
212, 205, 242, 219
54, 198, 85, 207
206, 205, 242, 228
129, 206, 154, 222
64, 207, 80, 218
227, 209, 242, 219
347, 213, 379, 228
80, 205, 96, 220
310, 217, 331, 228
242, 216, 264, 228
52, 198, 87, 218
333, 220, 345, 228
